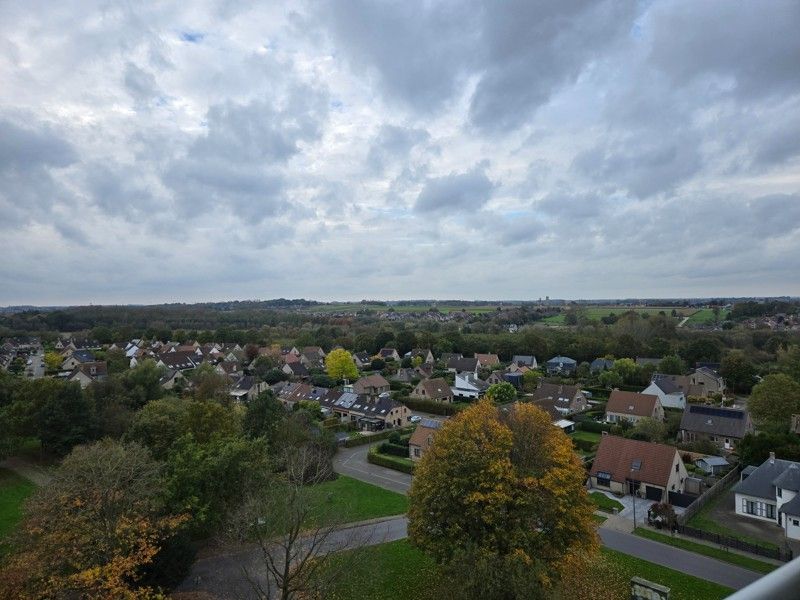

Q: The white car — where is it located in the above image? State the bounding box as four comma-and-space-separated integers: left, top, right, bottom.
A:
409, 415, 422, 423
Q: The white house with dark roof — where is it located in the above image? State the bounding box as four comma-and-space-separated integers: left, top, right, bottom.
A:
644, 374, 687, 410
733, 453, 800, 540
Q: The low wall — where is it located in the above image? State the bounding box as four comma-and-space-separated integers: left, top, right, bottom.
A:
678, 463, 741, 525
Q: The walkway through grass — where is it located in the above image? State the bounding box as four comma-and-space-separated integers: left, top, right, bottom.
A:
307, 474, 408, 525
0, 468, 35, 554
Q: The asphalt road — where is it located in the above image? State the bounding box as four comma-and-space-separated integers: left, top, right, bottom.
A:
176, 516, 408, 599
334, 443, 413, 495
599, 528, 761, 590
25, 353, 45, 379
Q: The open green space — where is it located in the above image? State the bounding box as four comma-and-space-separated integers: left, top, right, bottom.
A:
592, 513, 608, 524
634, 528, 776, 574
590, 492, 625, 513
324, 540, 732, 600
601, 548, 732, 600
307, 475, 408, 525
0, 468, 36, 553
686, 308, 723, 324
570, 430, 601, 443
543, 306, 698, 325
686, 488, 779, 551
306, 303, 505, 314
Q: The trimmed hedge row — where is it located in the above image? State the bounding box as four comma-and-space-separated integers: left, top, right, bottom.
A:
575, 420, 613, 433
368, 448, 415, 474
572, 438, 599, 452
397, 396, 464, 416
378, 442, 410, 457
343, 426, 415, 448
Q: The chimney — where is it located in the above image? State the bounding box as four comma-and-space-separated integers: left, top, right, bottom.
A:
770, 452, 776, 464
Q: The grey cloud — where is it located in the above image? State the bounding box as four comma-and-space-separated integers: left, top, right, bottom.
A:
124, 62, 161, 107
414, 164, 495, 213
367, 124, 430, 173
0, 118, 77, 170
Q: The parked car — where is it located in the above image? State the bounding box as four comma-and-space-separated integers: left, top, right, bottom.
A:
410, 415, 422, 423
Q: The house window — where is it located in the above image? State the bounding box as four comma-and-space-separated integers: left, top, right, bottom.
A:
414, 448, 420, 457
596, 472, 612, 488
675, 464, 679, 472
778, 488, 782, 498
794, 519, 799, 527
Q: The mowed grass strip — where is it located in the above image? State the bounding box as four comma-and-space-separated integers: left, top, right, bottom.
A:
306, 475, 408, 525
634, 528, 776, 574
0, 468, 36, 554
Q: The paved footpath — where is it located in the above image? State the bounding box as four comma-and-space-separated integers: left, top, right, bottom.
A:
599, 527, 761, 590
334, 444, 412, 495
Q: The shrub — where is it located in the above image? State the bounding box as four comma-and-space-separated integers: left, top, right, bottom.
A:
378, 442, 410, 457
572, 438, 598, 452
576, 420, 613, 434
343, 426, 415, 447
367, 448, 414, 474
399, 396, 464, 416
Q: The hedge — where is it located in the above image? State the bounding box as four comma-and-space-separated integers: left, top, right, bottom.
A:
378, 442, 411, 457
368, 448, 415, 474
343, 426, 415, 448
576, 420, 613, 433
572, 438, 599, 452
398, 396, 464, 416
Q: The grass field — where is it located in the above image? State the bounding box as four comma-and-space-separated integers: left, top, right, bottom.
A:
571, 430, 602, 443
0, 468, 35, 554
634, 528, 776, 574
324, 540, 732, 600
544, 306, 698, 325
306, 475, 408, 525
685, 308, 724, 324
686, 487, 779, 551
590, 491, 625, 513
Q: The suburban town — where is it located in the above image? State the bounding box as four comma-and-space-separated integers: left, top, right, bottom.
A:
2, 1, 799, 599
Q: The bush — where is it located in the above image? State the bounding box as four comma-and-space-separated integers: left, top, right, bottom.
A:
343, 426, 415, 448
576, 420, 613, 434
572, 438, 598, 452
367, 447, 414, 474
399, 396, 464, 416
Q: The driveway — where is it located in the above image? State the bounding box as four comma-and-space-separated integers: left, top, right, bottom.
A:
333, 444, 412, 495
593, 490, 685, 524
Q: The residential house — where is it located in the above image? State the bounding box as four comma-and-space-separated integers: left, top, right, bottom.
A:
303, 346, 326, 359
409, 419, 443, 462
377, 348, 401, 362
687, 367, 726, 397
346, 394, 411, 430
545, 356, 577, 375
530, 382, 589, 421
511, 355, 538, 368
439, 352, 463, 365
229, 376, 268, 402
300, 351, 325, 370
644, 374, 687, 410
411, 378, 453, 403
605, 390, 664, 425
405, 348, 435, 364
733, 453, 800, 541
61, 350, 96, 371
414, 363, 434, 379
67, 361, 108, 388
589, 435, 688, 502
282, 362, 310, 379
446, 357, 479, 375
353, 351, 372, 369
159, 369, 184, 390
475, 353, 500, 368
452, 372, 488, 399
486, 371, 508, 385
590, 358, 615, 373
353, 374, 391, 397
679, 405, 753, 451
695, 362, 721, 374
392, 368, 418, 383
215, 361, 242, 378
156, 351, 199, 372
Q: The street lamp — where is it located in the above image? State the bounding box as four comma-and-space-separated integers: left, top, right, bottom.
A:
631, 468, 637, 529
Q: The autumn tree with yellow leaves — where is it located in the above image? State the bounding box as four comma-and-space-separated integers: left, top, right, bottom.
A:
325, 348, 359, 382
408, 399, 598, 599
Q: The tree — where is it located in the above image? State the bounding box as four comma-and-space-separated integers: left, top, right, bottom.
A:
0, 440, 185, 599
737, 432, 800, 466
119, 359, 164, 408
720, 350, 756, 393
598, 369, 622, 389
522, 369, 541, 393
243, 390, 285, 440
394, 330, 418, 356
777, 345, 800, 384
408, 400, 597, 599
253, 354, 279, 379
748, 374, 800, 431
629, 417, 668, 443
370, 358, 385, 371
658, 355, 685, 375
612, 358, 637, 384
485, 382, 516, 404
43, 351, 63, 371
325, 348, 358, 382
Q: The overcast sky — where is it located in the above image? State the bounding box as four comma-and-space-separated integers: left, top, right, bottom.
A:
1, 1, 799, 305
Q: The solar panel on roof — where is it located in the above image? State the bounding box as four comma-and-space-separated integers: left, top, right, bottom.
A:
690, 405, 743, 419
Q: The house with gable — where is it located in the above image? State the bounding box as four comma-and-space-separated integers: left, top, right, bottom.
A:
67, 361, 108, 388
405, 348, 435, 364
644, 374, 687, 410
61, 350, 96, 371
604, 389, 664, 425
530, 382, 588, 421
452, 372, 488, 399
353, 374, 391, 397
411, 377, 453, 403
475, 353, 500, 368
409, 418, 443, 462
733, 453, 800, 540
546, 356, 577, 375
679, 404, 753, 451
446, 356, 479, 375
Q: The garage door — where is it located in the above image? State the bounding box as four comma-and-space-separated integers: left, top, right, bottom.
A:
645, 486, 662, 501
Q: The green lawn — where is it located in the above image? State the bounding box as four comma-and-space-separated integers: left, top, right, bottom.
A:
324, 540, 732, 600
686, 308, 720, 324
590, 491, 625, 513
306, 475, 408, 525
0, 468, 35, 554
571, 430, 602, 443
592, 513, 608, 524
686, 488, 779, 551
601, 548, 732, 600
634, 528, 776, 574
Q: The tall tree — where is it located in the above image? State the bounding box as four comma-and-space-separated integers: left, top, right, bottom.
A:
408, 400, 596, 599
485, 382, 517, 404
748, 374, 800, 431
720, 350, 756, 393
658, 354, 685, 375
324, 348, 358, 382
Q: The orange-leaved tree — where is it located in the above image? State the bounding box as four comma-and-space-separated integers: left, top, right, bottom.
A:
408, 399, 597, 599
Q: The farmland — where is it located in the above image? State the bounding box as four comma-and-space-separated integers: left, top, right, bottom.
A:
543, 306, 698, 325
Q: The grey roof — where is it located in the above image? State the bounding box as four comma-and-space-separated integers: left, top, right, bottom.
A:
420, 418, 442, 429
773, 463, 800, 492
651, 373, 683, 395
71, 349, 95, 363
733, 457, 800, 500
695, 456, 729, 467
741, 465, 758, 477
512, 355, 535, 366
780, 494, 800, 517
590, 358, 614, 371
448, 357, 479, 372
679, 404, 750, 438
547, 356, 576, 365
